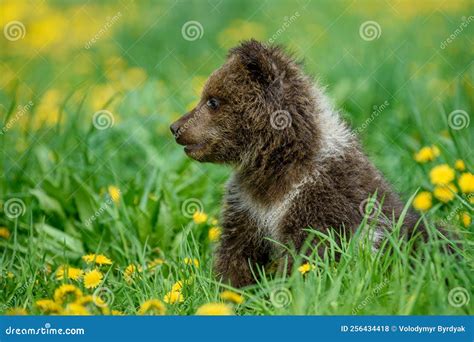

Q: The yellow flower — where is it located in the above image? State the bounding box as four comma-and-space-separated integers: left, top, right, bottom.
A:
433, 184, 457, 203
54, 284, 83, 304
208, 226, 221, 242
454, 160, 466, 171
195, 303, 234, 315
120, 67, 147, 90
429, 164, 455, 185
184, 257, 200, 267
6, 308, 28, 315
458, 172, 474, 193
192, 211, 208, 224
56, 265, 83, 281
414, 145, 440, 163
172, 281, 183, 292
62, 303, 90, 315
298, 262, 315, 275
413, 191, 432, 211
138, 299, 166, 315
163, 290, 184, 304
0, 227, 10, 239
210, 218, 219, 226
108, 185, 121, 204
84, 269, 103, 289
112, 310, 125, 315
220, 290, 244, 304
461, 212, 471, 227
147, 258, 164, 269
82, 254, 112, 265
36, 299, 61, 314
124, 264, 142, 283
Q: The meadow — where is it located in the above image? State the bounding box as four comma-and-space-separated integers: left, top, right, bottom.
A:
0, 0, 473, 315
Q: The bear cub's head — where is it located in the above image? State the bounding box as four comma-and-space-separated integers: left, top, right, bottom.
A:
170, 39, 317, 165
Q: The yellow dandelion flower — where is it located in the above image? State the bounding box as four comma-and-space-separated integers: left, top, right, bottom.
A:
413, 191, 432, 211
6, 308, 28, 315
192, 211, 208, 224
163, 290, 184, 304
433, 183, 457, 203
82, 254, 112, 265
56, 265, 83, 281
83, 269, 103, 289
62, 303, 90, 315
7, 272, 14, 279
298, 262, 315, 275
220, 290, 244, 304
147, 258, 164, 269
124, 264, 142, 283
172, 281, 183, 292
36, 299, 61, 314
461, 212, 471, 227
112, 310, 125, 315
414, 145, 440, 163
54, 284, 83, 304
108, 185, 121, 204
184, 257, 200, 267
210, 218, 219, 226
454, 160, 466, 171
458, 172, 474, 193
195, 303, 233, 315
208, 226, 222, 242
429, 164, 455, 186
138, 299, 166, 315
0, 227, 10, 239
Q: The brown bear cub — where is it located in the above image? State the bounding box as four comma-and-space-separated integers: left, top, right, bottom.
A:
170, 40, 424, 287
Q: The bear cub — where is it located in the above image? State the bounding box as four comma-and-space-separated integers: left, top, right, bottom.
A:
170, 40, 424, 287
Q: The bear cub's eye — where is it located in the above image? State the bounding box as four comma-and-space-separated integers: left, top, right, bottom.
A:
206, 98, 219, 110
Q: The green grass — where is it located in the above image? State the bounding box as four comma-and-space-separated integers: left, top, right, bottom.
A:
0, 0, 473, 315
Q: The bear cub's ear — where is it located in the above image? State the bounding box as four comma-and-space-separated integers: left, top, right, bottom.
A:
230, 39, 285, 91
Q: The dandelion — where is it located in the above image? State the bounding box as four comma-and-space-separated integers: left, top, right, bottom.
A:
82, 254, 112, 265
210, 218, 219, 226
461, 212, 471, 227
220, 290, 244, 304
184, 257, 200, 267
124, 264, 142, 283
138, 299, 166, 315
111, 310, 125, 315
0, 227, 10, 239
433, 184, 457, 203
196, 303, 234, 315
413, 191, 432, 211
208, 226, 221, 242
454, 160, 466, 171
458, 172, 474, 193
414, 145, 440, 163
163, 290, 184, 304
84, 269, 103, 289
193, 211, 208, 224
54, 284, 83, 304
298, 262, 315, 275
62, 303, 90, 315
429, 164, 455, 186
108, 185, 121, 204
36, 299, 61, 314
56, 265, 83, 281
172, 281, 183, 292
6, 308, 28, 315
147, 258, 164, 269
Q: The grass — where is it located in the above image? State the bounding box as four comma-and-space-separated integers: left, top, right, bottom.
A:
0, 0, 473, 315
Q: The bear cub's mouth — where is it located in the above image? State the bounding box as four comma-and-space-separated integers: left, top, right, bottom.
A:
183, 142, 206, 154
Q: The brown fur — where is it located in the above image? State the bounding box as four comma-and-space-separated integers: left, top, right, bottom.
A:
170, 40, 425, 287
